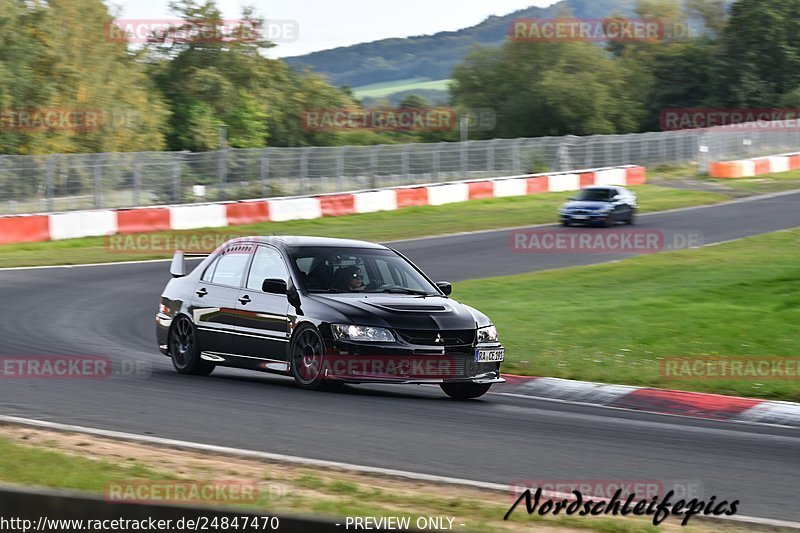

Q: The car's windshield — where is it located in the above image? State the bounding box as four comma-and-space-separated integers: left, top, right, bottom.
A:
290, 247, 439, 295
573, 188, 615, 202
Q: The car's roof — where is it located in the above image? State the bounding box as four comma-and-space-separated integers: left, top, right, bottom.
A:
227, 236, 389, 250
584, 185, 625, 190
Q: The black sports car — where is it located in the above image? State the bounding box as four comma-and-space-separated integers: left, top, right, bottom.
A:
156, 236, 505, 399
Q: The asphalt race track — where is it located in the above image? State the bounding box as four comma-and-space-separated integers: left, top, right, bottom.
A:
1, 190, 799, 522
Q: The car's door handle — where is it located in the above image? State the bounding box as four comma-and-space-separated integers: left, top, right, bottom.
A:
238, 294, 251, 305
196, 287, 208, 297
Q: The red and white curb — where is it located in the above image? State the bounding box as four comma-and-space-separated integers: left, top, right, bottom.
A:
0, 165, 646, 245
499, 376, 800, 427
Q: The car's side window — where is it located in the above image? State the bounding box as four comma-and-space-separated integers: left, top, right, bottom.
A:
201, 256, 219, 282
246, 246, 289, 290
210, 249, 251, 287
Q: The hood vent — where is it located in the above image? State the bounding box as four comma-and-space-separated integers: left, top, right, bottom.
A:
371, 303, 449, 312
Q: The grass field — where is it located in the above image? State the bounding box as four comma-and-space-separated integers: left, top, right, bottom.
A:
353, 78, 452, 98
0, 427, 746, 533
0, 185, 726, 268
455, 228, 800, 401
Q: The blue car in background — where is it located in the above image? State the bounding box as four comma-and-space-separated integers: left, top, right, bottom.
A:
559, 186, 638, 227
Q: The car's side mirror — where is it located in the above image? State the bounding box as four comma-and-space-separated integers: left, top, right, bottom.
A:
436, 281, 452, 296
262, 278, 287, 295
612, 195, 622, 201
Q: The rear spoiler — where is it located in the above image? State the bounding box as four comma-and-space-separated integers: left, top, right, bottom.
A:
170, 250, 210, 278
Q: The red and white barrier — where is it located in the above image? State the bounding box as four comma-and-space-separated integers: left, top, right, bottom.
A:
169, 204, 228, 231
49, 210, 118, 240
492, 178, 527, 197
0, 164, 646, 244
427, 183, 470, 205
709, 152, 800, 178
267, 198, 322, 222
353, 190, 397, 213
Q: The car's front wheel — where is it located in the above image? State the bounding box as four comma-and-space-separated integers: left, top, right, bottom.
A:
440, 382, 492, 400
290, 325, 328, 390
169, 316, 215, 376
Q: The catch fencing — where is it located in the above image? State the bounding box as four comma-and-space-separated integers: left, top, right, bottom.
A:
1, 126, 798, 215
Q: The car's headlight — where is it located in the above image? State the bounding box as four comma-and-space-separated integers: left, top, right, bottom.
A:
477, 325, 498, 343
332, 324, 395, 342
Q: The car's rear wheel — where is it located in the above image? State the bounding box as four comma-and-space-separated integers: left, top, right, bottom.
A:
290, 325, 328, 390
170, 316, 215, 376
440, 382, 492, 400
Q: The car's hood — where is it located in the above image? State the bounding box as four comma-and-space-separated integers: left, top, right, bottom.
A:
306, 293, 489, 330
563, 201, 609, 210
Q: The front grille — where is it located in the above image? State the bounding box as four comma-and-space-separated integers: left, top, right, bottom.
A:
395, 329, 475, 346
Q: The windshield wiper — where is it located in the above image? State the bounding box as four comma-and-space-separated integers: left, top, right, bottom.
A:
380, 287, 434, 296
307, 288, 345, 293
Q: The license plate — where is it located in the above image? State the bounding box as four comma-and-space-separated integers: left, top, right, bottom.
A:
475, 348, 504, 362
573, 215, 588, 220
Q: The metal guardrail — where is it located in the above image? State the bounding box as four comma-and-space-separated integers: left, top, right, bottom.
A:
1, 126, 799, 215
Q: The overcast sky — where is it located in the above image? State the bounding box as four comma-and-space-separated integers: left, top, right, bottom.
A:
106, 0, 556, 57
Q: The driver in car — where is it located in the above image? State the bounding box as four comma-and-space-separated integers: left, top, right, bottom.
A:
335, 265, 366, 292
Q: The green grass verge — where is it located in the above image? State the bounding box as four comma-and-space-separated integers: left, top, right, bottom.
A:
0, 434, 732, 532
709, 167, 800, 193
0, 436, 165, 491
455, 229, 800, 401
0, 185, 725, 268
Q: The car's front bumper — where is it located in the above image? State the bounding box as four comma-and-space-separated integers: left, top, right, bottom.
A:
156, 312, 172, 356
561, 213, 610, 224
324, 339, 505, 384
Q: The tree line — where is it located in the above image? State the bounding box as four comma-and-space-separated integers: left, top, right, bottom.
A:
0, 0, 797, 154
453, 0, 800, 138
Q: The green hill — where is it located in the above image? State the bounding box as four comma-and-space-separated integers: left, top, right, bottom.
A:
284, 0, 637, 89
